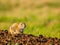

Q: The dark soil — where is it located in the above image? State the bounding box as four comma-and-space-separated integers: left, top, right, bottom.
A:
0, 30, 60, 45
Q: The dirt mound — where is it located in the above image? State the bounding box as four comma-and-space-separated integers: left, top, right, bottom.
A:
0, 30, 60, 45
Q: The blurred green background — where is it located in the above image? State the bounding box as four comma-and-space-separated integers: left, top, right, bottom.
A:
0, 0, 60, 38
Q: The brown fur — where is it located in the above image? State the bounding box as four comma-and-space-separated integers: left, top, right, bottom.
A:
8, 22, 26, 35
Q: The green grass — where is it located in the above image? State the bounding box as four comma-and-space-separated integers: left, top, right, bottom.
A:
47, 2, 60, 7
0, 1, 19, 11
0, 15, 37, 22
0, 2, 12, 11
0, 1, 60, 38
31, 2, 60, 9
0, 15, 60, 38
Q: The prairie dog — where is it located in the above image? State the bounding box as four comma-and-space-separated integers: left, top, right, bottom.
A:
8, 22, 26, 34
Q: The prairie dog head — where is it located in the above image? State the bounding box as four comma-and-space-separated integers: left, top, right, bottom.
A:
18, 22, 26, 30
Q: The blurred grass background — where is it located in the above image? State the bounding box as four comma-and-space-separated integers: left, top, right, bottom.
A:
0, 0, 60, 38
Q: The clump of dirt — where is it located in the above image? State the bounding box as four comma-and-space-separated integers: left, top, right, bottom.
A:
0, 30, 60, 45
